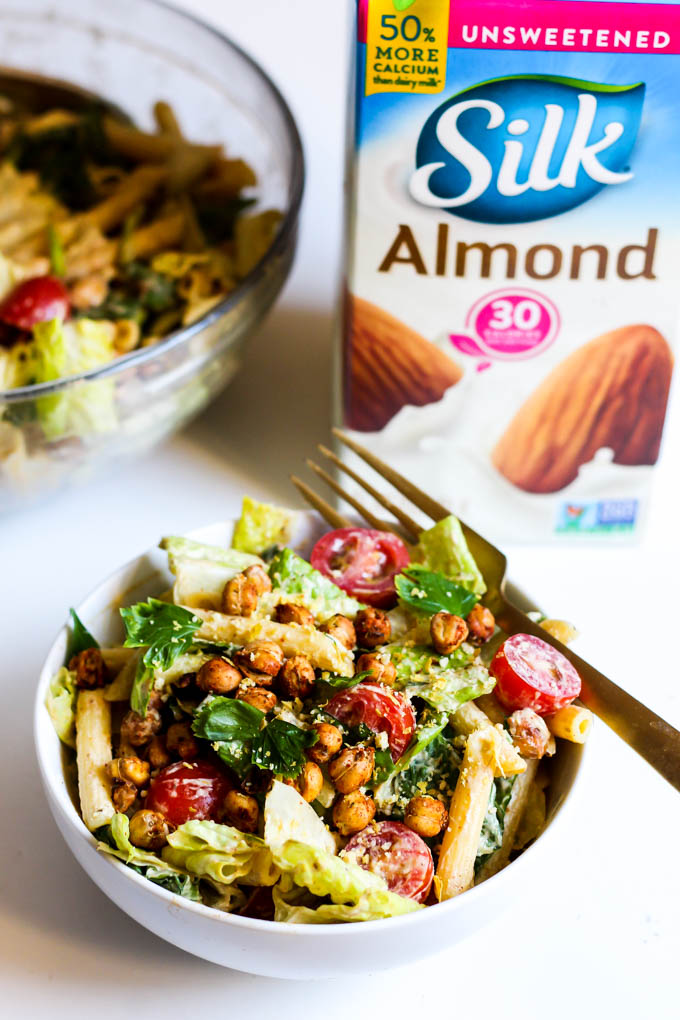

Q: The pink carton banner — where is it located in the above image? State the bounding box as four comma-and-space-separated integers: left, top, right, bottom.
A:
358, 1, 680, 54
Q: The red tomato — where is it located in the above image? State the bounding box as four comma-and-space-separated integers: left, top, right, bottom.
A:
0, 275, 70, 330
145, 761, 232, 827
311, 527, 409, 608
343, 821, 433, 902
326, 682, 416, 761
491, 633, 581, 715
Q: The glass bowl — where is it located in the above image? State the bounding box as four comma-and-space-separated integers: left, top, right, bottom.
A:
0, 0, 304, 511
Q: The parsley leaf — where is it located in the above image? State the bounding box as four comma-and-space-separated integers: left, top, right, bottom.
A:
121, 599, 202, 715
395, 565, 478, 617
192, 697, 317, 779
120, 599, 202, 671
314, 670, 371, 702
251, 719, 318, 778
193, 697, 264, 743
66, 608, 99, 661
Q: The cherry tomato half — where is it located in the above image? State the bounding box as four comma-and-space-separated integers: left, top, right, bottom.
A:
145, 760, 232, 827
326, 682, 416, 761
491, 633, 581, 715
343, 820, 433, 902
311, 527, 410, 608
0, 275, 70, 331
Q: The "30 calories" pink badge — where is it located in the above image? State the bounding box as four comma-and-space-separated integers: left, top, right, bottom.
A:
450, 287, 560, 371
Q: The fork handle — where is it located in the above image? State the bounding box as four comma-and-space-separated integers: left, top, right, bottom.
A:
496, 597, 680, 793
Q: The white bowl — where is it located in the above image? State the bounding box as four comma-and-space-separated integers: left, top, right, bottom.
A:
34, 513, 585, 979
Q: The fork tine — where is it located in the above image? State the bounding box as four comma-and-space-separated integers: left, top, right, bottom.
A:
306, 459, 406, 538
317, 444, 421, 542
332, 428, 450, 523
290, 475, 352, 530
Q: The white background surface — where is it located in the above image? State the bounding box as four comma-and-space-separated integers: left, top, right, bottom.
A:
1, 0, 679, 1014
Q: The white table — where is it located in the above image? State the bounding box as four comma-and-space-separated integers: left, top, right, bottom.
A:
1, 1, 678, 1014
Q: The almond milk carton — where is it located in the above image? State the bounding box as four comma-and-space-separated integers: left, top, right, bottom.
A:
341, 0, 676, 541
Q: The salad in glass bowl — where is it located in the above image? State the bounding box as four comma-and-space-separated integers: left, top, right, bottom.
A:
45, 497, 592, 923
0, 0, 303, 510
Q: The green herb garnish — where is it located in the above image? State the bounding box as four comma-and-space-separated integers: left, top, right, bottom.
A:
395, 565, 478, 617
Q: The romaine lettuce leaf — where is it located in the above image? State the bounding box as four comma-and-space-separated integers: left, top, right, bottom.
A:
32, 318, 118, 440
271, 840, 422, 919
264, 780, 336, 854
97, 813, 202, 901
98, 812, 185, 874
45, 666, 77, 747
412, 515, 486, 596
387, 643, 494, 713
162, 819, 278, 887
161, 535, 262, 574
231, 496, 295, 555
0, 340, 34, 389
272, 877, 420, 923
268, 547, 363, 621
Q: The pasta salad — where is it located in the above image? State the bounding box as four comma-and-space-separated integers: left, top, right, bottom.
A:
46, 498, 591, 923
0, 95, 280, 414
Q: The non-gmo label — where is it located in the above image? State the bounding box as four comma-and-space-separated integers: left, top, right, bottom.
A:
555, 500, 638, 533
365, 0, 449, 96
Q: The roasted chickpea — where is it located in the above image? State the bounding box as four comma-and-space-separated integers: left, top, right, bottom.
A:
106, 755, 150, 787
274, 602, 314, 627
235, 640, 284, 677
112, 780, 138, 813
287, 761, 323, 803
356, 652, 396, 686
466, 604, 496, 644
328, 745, 375, 794
243, 563, 272, 596
222, 573, 259, 617
166, 721, 199, 760
321, 614, 356, 650
404, 795, 448, 838
430, 611, 468, 654
354, 607, 391, 648
221, 790, 259, 833
69, 272, 109, 310
196, 657, 242, 695
121, 707, 162, 748
128, 809, 172, 850
332, 790, 375, 836
237, 685, 277, 713
277, 655, 315, 699
146, 735, 171, 770
69, 647, 106, 689
306, 721, 343, 765
508, 708, 554, 758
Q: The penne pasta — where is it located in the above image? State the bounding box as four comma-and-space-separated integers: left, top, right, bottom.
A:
546, 704, 593, 743
190, 607, 355, 676
153, 100, 182, 138
75, 689, 114, 831
77, 164, 169, 234
436, 726, 504, 900
451, 699, 526, 776
124, 211, 185, 261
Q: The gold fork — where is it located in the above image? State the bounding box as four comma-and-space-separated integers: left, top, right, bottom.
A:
291, 428, 680, 793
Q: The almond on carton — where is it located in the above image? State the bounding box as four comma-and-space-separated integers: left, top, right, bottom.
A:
339, 0, 678, 541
